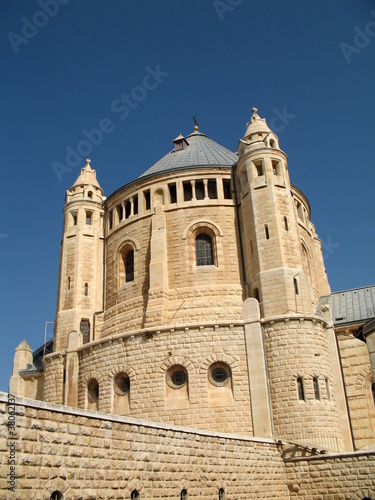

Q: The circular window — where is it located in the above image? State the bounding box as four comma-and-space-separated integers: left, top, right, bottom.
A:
166, 365, 187, 389
208, 363, 231, 387
114, 373, 130, 395
87, 378, 99, 402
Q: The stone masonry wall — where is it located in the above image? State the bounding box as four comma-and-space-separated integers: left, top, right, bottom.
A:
285, 452, 375, 499
0, 392, 289, 499
76, 324, 253, 436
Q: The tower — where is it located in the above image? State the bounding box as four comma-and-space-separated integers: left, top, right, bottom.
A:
236, 108, 352, 449
53, 159, 105, 352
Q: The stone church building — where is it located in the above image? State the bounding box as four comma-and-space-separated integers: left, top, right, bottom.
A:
3, 108, 375, 498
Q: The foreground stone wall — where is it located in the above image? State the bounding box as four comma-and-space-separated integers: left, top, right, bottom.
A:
0, 392, 288, 499
285, 451, 375, 499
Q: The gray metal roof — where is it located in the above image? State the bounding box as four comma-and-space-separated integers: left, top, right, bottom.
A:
320, 285, 375, 327
140, 130, 238, 178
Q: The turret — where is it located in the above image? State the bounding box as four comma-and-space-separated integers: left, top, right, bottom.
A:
53, 159, 105, 352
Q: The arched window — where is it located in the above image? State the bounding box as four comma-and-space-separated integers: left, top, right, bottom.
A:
125, 250, 134, 282
87, 378, 99, 403
130, 490, 140, 499
313, 377, 321, 400
50, 493, 64, 500
180, 490, 188, 500
195, 233, 213, 266
297, 377, 305, 401
166, 365, 188, 389
119, 245, 135, 286
219, 488, 225, 500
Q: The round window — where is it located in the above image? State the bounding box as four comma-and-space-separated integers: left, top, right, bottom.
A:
208, 363, 230, 387
171, 370, 186, 386
166, 365, 187, 389
114, 373, 130, 395
87, 379, 99, 402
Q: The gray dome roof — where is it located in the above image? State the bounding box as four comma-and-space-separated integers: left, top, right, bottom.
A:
140, 130, 237, 178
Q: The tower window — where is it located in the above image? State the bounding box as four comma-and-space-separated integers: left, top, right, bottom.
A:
183, 182, 192, 201
297, 377, 305, 401
270, 139, 276, 148
144, 190, 151, 211
195, 233, 214, 266
250, 240, 254, 255
67, 277, 71, 290
84, 282, 88, 297
130, 490, 139, 499
80, 319, 90, 344
272, 160, 280, 175
50, 492, 64, 500
223, 179, 231, 199
219, 488, 225, 500
254, 288, 260, 302
168, 183, 177, 204
125, 200, 131, 219
125, 250, 134, 282
180, 489, 188, 500
85, 212, 92, 225
313, 377, 321, 400
254, 160, 263, 176
284, 216, 289, 231
208, 362, 231, 387
87, 191, 93, 199
208, 179, 218, 199
372, 382, 375, 405
265, 225, 270, 239
293, 277, 299, 295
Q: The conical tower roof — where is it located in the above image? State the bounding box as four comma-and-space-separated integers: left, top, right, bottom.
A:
243, 107, 272, 139
72, 159, 101, 189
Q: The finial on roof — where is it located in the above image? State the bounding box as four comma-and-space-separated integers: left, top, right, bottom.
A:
251, 107, 260, 120
192, 115, 199, 131
85, 158, 91, 167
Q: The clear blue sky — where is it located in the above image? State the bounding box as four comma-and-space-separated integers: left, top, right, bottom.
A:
0, 0, 374, 391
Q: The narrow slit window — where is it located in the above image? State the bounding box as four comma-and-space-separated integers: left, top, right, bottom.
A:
294, 277, 299, 295
80, 319, 90, 344
265, 224, 270, 239
297, 377, 305, 401
254, 288, 260, 303
284, 216, 289, 231
67, 277, 71, 290
254, 160, 263, 176
272, 160, 279, 175
85, 212, 92, 225
84, 282, 88, 297
133, 194, 138, 215
117, 204, 123, 222
250, 240, 254, 256
219, 488, 225, 500
313, 377, 321, 400
180, 490, 188, 500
